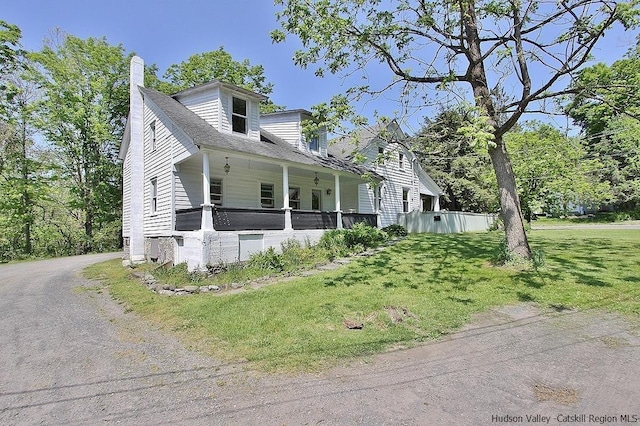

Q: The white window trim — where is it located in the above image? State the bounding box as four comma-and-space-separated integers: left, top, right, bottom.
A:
260, 182, 275, 209
150, 120, 156, 152
289, 186, 301, 210
150, 177, 158, 215
210, 177, 223, 206
232, 96, 248, 135
402, 187, 410, 213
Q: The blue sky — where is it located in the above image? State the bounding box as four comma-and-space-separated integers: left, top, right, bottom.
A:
5, 0, 639, 134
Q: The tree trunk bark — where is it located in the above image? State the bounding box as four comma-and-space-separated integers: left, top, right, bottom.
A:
488, 136, 531, 259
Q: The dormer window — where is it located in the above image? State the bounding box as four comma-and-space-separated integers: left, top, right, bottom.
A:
232, 97, 247, 134
309, 134, 319, 152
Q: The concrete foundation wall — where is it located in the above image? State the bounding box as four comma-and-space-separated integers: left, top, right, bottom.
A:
175, 229, 327, 270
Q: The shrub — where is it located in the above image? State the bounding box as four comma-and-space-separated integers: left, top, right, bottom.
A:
247, 247, 285, 272
381, 224, 408, 237
318, 223, 388, 258
344, 222, 388, 248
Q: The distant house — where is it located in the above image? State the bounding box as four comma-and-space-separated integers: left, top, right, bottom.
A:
119, 56, 381, 270
329, 121, 443, 228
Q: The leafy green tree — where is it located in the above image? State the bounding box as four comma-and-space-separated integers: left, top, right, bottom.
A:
0, 76, 49, 257
272, 0, 639, 260
567, 42, 640, 211
149, 47, 284, 113
506, 123, 610, 221
28, 31, 130, 252
412, 108, 497, 212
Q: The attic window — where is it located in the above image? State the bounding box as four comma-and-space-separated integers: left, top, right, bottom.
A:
232, 97, 247, 134
309, 134, 319, 152
399, 153, 404, 169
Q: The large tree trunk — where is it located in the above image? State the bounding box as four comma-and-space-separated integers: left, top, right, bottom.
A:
488, 136, 531, 259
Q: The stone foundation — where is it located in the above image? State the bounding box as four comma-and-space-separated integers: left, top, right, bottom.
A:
144, 237, 175, 265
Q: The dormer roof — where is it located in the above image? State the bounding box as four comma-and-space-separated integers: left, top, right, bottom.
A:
171, 80, 268, 102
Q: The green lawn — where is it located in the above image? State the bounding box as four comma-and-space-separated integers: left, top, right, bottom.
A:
85, 229, 640, 372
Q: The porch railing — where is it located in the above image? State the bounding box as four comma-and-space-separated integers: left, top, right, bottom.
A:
292, 210, 338, 230
342, 212, 377, 228
175, 207, 377, 232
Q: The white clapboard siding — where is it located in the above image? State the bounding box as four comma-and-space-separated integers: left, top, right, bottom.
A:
248, 98, 260, 140
143, 107, 174, 236
176, 87, 221, 128
260, 114, 301, 148
357, 137, 426, 227
122, 149, 132, 237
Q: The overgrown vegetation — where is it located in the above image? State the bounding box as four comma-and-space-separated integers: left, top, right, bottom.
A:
85, 229, 640, 372
153, 223, 395, 287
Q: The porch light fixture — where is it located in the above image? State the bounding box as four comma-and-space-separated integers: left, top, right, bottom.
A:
314, 172, 319, 186
224, 157, 230, 174
326, 188, 332, 196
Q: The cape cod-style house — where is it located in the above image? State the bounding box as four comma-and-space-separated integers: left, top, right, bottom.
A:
120, 56, 383, 270
119, 56, 441, 270
329, 122, 443, 228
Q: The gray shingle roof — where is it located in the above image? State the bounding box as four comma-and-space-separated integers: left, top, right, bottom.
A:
139, 86, 378, 178
327, 123, 390, 160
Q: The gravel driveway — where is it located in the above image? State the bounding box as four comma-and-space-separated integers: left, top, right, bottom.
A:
1, 254, 639, 425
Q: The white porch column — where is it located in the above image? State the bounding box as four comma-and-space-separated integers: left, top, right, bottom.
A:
433, 195, 441, 212
201, 152, 214, 230
374, 184, 381, 228
334, 173, 343, 229
282, 164, 292, 230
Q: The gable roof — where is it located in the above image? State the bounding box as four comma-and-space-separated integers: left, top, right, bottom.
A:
137, 87, 379, 178
328, 121, 406, 160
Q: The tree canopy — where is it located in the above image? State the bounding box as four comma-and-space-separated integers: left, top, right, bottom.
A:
411, 108, 496, 212
506, 122, 610, 220
147, 47, 284, 113
273, 0, 639, 259
567, 40, 640, 211
28, 32, 130, 252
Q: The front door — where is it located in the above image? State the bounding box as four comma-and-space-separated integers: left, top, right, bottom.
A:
312, 189, 322, 210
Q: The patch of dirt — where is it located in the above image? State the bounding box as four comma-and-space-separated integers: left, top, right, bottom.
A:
532, 382, 580, 406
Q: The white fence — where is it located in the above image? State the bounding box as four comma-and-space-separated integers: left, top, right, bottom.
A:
398, 211, 498, 234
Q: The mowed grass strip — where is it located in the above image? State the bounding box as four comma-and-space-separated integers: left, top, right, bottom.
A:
85, 229, 640, 372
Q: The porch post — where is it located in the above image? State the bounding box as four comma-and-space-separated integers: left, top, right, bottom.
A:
433, 195, 441, 212
282, 164, 292, 230
334, 173, 343, 229
374, 184, 381, 228
201, 152, 214, 230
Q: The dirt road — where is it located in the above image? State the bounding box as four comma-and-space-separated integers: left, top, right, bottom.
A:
1, 254, 639, 425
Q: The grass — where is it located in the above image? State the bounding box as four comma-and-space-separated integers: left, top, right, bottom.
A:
84, 229, 640, 372
533, 211, 640, 226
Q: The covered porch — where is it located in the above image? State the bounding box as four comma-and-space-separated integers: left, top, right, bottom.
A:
172, 149, 381, 233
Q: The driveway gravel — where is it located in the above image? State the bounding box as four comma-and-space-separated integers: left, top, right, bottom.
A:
1, 254, 639, 425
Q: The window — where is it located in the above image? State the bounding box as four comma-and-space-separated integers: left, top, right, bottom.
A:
150, 178, 158, 214
399, 153, 404, 170
261, 183, 274, 208
150, 121, 156, 151
312, 189, 322, 211
308, 134, 319, 152
375, 185, 383, 211
289, 187, 300, 209
378, 146, 384, 155
402, 188, 410, 213
210, 178, 223, 205
232, 97, 247, 134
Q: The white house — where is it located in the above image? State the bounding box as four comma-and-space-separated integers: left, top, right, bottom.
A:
328, 121, 443, 228
119, 56, 383, 270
